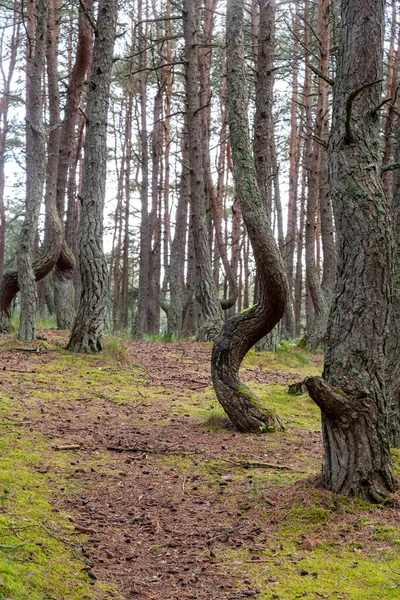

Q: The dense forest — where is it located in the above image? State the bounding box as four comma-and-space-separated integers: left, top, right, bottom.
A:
0, 1, 400, 596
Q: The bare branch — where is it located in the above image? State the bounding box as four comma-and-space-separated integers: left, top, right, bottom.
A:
307, 62, 334, 87
345, 79, 383, 143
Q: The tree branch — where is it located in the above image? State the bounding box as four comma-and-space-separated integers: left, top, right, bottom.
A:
345, 79, 383, 143
307, 62, 334, 87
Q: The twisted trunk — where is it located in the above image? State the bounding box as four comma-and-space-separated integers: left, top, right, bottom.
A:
211, 0, 288, 433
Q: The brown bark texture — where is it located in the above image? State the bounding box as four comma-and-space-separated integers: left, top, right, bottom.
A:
182, 0, 223, 341
68, 0, 118, 353
387, 125, 400, 448
54, 0, 94, 329
18, 0, 53, 341
305, 0, 395, 502
135, 1, 151, 338
211, 0, 288, 434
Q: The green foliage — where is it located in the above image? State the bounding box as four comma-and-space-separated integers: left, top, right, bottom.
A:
10, 313, 58, 330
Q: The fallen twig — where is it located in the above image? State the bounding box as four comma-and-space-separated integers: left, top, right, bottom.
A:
219, 457, 293, 470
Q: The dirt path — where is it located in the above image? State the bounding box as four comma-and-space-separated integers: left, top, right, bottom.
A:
1, 333, 399, 600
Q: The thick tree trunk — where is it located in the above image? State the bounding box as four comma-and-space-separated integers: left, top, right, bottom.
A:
305, 0, 395, 502
182, 0, 223, 341
68, 0, 117, 353
211, 0, 288, 434
387, 127, 400, 448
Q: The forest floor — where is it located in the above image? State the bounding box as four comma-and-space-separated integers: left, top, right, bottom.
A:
0, 331, 399, 600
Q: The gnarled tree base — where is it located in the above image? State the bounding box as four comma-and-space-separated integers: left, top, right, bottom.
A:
212, 310, 286, 433
305, 377, 395, 503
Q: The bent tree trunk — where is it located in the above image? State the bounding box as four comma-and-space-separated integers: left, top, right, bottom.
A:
305, 0, 395, 502
211, 0, 288, 433
68, 0, 117, 353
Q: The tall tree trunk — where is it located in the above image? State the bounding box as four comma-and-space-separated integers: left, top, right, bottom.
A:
318, 0, 336, 307
282, 5, 300, 339
18, 0, 48, 341
253, 0, 279, 352
0, 4, 20, 282
387, 124, 400, 448
68, 0, 118, 352
304, 1, 328, 349
55, 0, 94, 329
182, 0, 223, 341
305, 0, 395, 502
135, 1, 151, 338
160, 129, 190, 338
211, 0, 288, 433
294, 152, 306, 337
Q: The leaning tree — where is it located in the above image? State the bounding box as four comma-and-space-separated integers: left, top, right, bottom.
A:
211, 0, 288, 433
305, 0, 395, 502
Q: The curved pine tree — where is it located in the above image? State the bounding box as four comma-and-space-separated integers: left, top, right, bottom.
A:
211, 0, 288, 433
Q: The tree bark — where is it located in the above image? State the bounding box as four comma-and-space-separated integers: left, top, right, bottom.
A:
54, 0, 94, 329
387, 124, 400, 448
68, 0, 117, 352
211, 0, 288, 434
18, 0, 49, 341
282, 5, 300, 340
182, 0, 223, 341
0, 5, 20, 282
305, 0, 395, 502
135, 1, 151, 338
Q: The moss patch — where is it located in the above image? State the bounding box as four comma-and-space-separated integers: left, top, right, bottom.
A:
0, 398, 118, 599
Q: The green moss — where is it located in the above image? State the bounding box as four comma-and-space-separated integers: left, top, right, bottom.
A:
0, 397, 117, 599
229, 543, 400, 599
290, 506, 331, 525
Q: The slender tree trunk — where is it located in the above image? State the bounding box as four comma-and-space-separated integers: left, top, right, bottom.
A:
305, 0, 395, 502
182, 0, 223, 341
18, 0, 48, 341
160, 128, 190, 338
304, 1, 327, 349
282, 5, 300, 339
68, 0, 118, 352
382, 0, 398, 200
54, 0, 94, 329
211, 0, 288, 433
121, 74, 134, 331
0, 4, 20, 282
135, 1, 151, 338
294, 154, 306, 337
318, 0, 336, 306
253, 0, 279, 352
